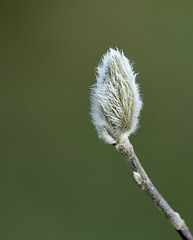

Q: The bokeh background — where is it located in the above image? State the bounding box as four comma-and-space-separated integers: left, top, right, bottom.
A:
1, 1, 193, 239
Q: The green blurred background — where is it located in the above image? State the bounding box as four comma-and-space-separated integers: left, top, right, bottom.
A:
1, 0, 193, 239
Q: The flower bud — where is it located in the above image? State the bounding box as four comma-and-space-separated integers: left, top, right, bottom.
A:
90, 48, 142, 144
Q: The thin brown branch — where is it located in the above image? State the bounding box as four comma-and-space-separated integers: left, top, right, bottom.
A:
116, 138, 193, 240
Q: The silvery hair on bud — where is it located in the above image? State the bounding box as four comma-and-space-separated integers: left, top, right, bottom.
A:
90, 48, 142, 144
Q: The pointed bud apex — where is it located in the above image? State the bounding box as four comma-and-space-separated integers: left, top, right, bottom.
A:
90, 48, 142, 144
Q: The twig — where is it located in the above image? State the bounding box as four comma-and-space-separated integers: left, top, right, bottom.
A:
116, 138, 193, 240
90, 48, 193, 239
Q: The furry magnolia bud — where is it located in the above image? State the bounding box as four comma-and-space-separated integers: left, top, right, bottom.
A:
90, 48, 142, 144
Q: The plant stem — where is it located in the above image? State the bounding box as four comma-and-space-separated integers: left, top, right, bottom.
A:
115, 138, 193, 240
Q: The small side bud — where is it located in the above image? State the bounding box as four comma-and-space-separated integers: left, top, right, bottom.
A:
175, 212, 185, 230
133, 171, 143, 185
90, 48, 142, 144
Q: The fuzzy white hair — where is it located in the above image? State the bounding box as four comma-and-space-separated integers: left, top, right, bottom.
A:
90, 48, 142, 144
